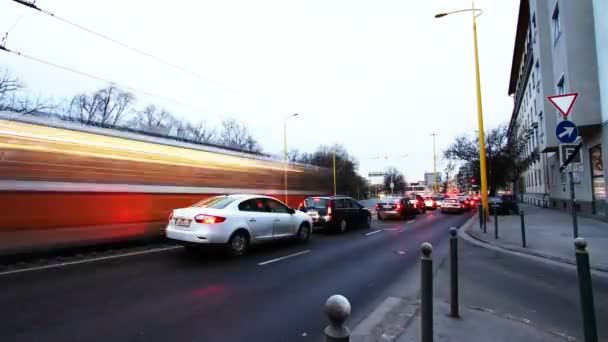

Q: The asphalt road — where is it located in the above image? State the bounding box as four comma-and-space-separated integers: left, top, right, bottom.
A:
0, 210, 472, 342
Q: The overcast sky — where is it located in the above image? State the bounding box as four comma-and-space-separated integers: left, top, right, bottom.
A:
0, 0, 519, 183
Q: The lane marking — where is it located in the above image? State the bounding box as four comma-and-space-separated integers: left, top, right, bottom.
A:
0, 245, 182, 277
406, 220, 416, 223
365, 229, 383, 236
383, 228, 399, 231
257, 250, 310, 266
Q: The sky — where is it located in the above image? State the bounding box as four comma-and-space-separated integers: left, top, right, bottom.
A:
0, 0, 520, 184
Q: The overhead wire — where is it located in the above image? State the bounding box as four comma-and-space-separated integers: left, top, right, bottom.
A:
9, 0, 243, 95
0, 44, 211, 114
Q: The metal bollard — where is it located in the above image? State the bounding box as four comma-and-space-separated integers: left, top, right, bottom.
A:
420, 242, 433, 342
324, 295, 351, 342
478, 204, 483, 229
449, 228, 459, 318
493, 206, 498, 239
574, 238, 598, 342
520, 209, 527, 248
482, 206, 487, 233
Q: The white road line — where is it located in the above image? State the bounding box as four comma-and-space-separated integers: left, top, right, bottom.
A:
365, 229, 383, 236
406, 220, 416, 223
257, 250, 310, 266
383, 228, 399, 231
0, 246, 182, 277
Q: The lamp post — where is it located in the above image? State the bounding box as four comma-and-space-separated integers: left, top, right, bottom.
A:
283, 113, 299, 204
435, 2, 489, 218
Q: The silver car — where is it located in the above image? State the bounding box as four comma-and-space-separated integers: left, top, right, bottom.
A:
166, 195, 313, 256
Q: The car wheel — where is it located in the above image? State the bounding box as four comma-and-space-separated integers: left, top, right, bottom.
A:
364, 215, 372, 228
297, 223, 311, 243
338, 219, 348, 234
227, 231, 249, 256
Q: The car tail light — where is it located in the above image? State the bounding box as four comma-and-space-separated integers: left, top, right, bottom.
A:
375, 203, 380, 209
412, 202, 417, 208
168, 211, 173, 221
298, 201, 304, 209
327, 200, 333, 216
194, 214, 226, 224
396, 204, 401, 210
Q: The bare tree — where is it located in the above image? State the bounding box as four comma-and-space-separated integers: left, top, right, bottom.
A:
0, 68, 53, 114
67, 85, 134, 126
218, 119, 261, 152
186, 120, 216, 143
287, 148, 300, 162
383, 166, 406, 193
134, 104, 173, 132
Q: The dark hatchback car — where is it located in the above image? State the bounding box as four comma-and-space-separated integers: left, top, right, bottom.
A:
489, 195, 517, 215
375, 197, 416, 220
299, 196, 371, 233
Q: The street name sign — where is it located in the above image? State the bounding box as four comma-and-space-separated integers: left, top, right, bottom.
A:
555, 120, 578, 143
547, 93, 579, 118
559, 143, 584, 173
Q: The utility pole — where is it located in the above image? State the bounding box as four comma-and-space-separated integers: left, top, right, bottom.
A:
431, 133, 438, 193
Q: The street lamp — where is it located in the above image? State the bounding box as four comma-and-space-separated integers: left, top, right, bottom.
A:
284, 113, 299, 204
435, 2, 489, 217
431, 133, 438, 193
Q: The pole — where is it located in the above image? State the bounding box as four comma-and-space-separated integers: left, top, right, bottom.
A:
574, 238, 598, 342
569, 172, 579, 238
283, 121, 288, 204
472, 2, 489, 221
420, 243, 433, 342
432, 133, 438, 193
333, 151, 337, 196
449, 228, 459, 318
520, 209, 527, 248
493, 206, 498, 239
482, 205, 487, 233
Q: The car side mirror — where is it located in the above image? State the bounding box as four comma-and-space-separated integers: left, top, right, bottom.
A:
288, 208, 296, 215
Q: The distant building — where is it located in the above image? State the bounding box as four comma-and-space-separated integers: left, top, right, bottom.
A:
424, 172, 442, 187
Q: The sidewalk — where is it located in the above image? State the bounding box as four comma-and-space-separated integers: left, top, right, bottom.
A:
467, 203, 608, 271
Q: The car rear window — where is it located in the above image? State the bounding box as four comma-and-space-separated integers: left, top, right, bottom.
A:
304, 197, 329, 209
383, 198, 401, 204
191, 196, 237, 209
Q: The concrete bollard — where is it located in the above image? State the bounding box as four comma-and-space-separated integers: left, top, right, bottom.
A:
324, 295, 351, 342
520, 209, 527, 248
420, 242, 433, 342
449, 228, 459, 318
574, 238, 598, 342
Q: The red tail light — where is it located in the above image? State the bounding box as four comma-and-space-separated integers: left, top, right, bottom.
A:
396, 204, 401, 210
194, 214, 226, 224
375, 203, 380, 209
299, 201, 304, 209
168, 211, 173, 221
412, 202, 417, 208
328, 200, 333, 215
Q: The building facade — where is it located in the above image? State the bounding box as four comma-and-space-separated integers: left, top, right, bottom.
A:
424, 172, 442, 188
508, 0, 605, 217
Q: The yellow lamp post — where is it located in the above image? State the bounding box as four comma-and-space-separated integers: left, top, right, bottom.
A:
435, 2, 489, 217
283, 113, 299, 204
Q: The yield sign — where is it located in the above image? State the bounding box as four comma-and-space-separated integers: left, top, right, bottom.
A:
547, 93, 579, 118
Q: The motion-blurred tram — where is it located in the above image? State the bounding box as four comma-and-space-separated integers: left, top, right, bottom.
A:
0, 114, 331, 254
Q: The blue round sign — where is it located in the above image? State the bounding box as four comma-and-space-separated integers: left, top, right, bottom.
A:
556, 120, 578, 143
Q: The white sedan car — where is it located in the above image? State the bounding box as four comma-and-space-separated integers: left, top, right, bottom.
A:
166, 194, 313, 256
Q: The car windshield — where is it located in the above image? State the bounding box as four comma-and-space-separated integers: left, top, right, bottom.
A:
191, 196, 237, 209
304, 197, 329, 209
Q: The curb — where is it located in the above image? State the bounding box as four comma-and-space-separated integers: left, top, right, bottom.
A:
462, 216, 608, 274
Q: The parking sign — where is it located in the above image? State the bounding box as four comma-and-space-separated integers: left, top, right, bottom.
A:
559, 143, 583, 173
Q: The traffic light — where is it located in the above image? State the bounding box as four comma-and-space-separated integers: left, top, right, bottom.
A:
471, 177, 476, 184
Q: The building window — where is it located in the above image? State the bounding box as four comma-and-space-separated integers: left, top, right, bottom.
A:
552, 3, 561, 44
532, 13, 537, 30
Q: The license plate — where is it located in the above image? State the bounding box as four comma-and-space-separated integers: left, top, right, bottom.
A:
383, 205, 391, 209
175, 218, 191, 227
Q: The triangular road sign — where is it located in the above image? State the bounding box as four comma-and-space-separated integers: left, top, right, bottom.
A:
547, 93, 579, 118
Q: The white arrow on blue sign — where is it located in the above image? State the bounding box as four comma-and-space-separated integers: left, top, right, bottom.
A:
556, 120, 578, 143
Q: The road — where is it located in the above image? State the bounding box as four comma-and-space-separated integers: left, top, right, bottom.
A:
0, 210, 472, 342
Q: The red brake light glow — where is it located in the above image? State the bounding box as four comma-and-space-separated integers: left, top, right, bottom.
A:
314, 197, 321, 202
396, 204, 401, 210
168, 211, 173, 221
327, 200, 333, 215
194, 214, 226, 224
